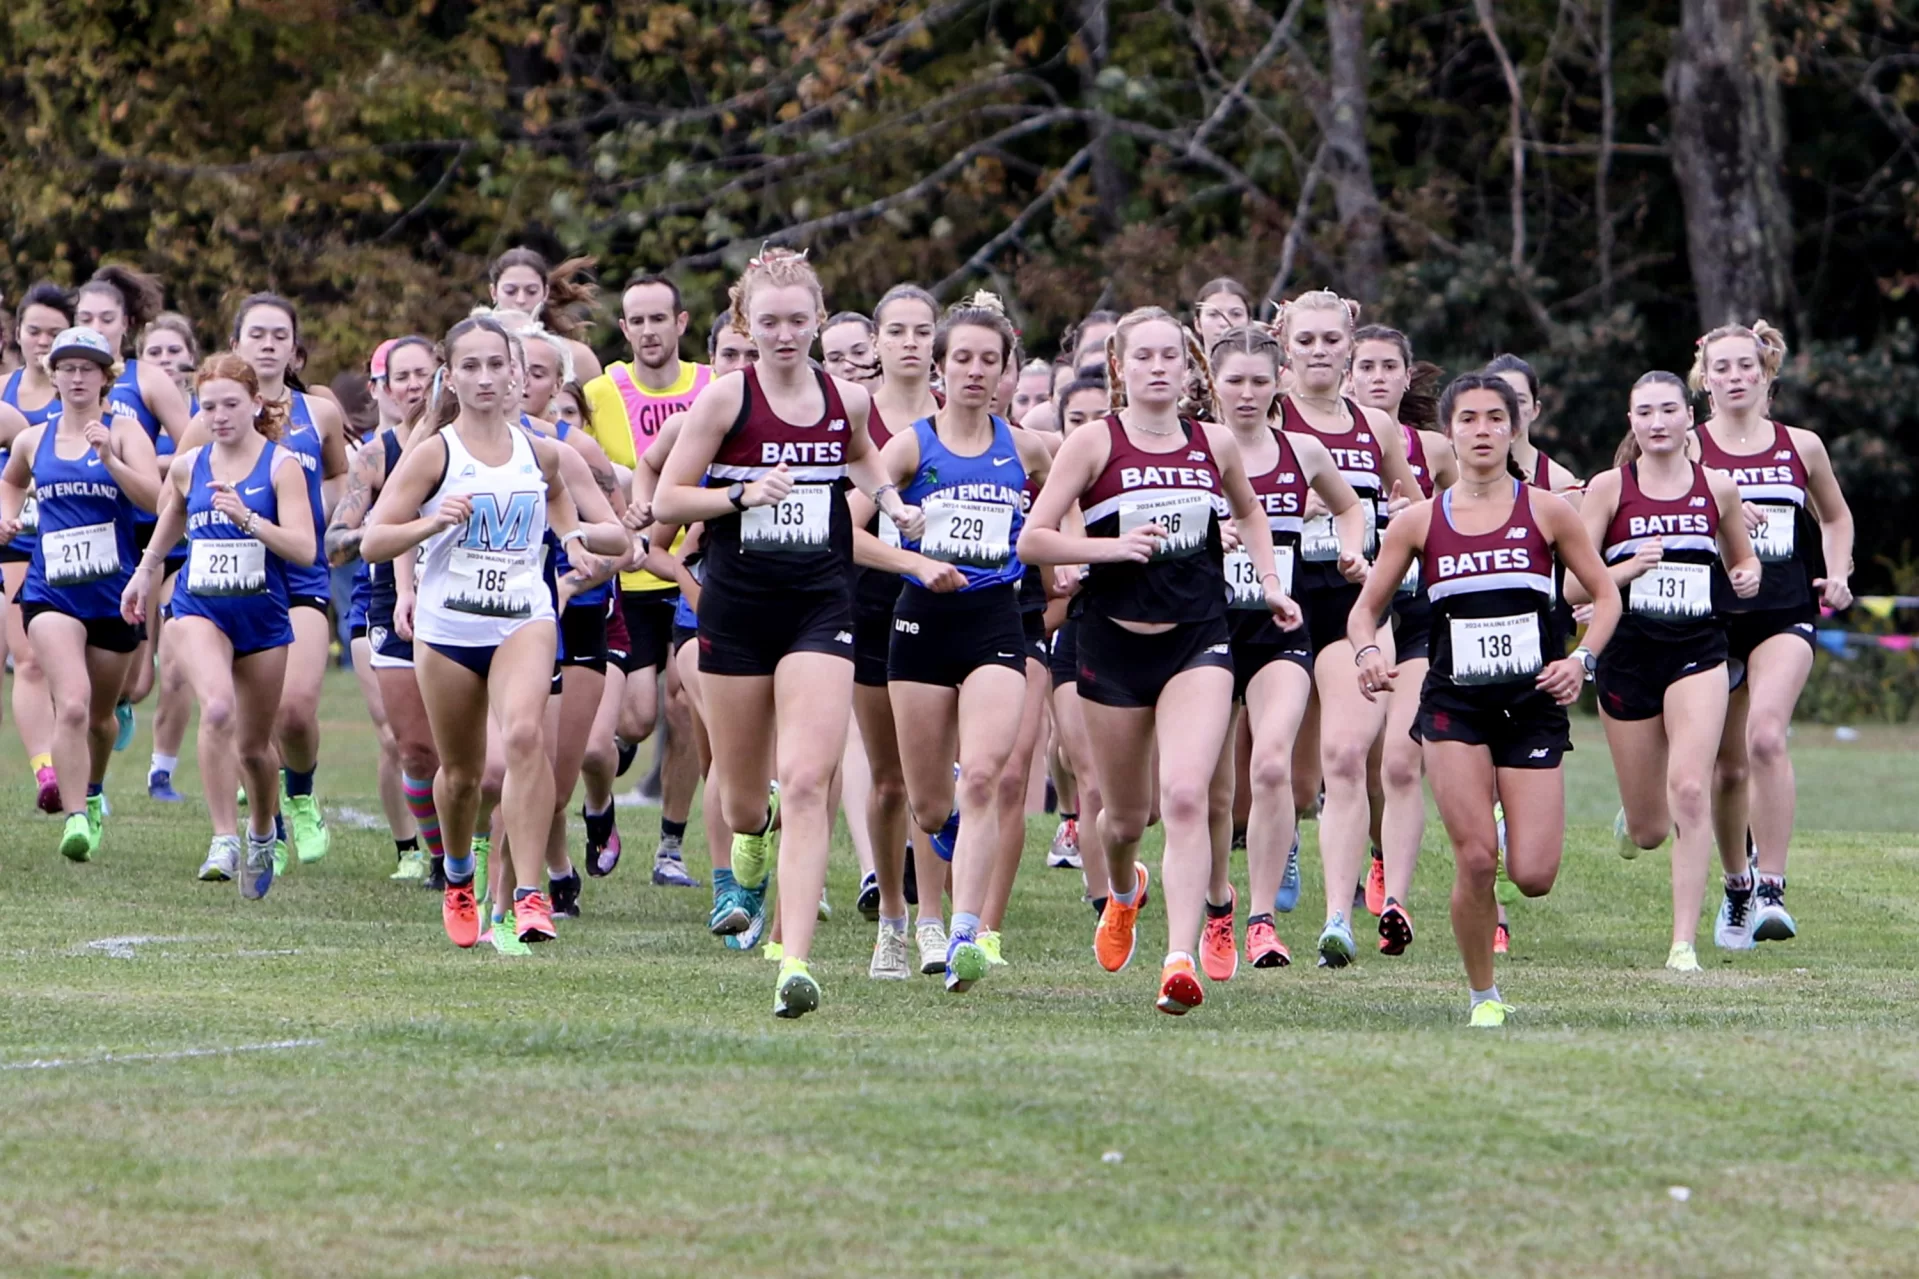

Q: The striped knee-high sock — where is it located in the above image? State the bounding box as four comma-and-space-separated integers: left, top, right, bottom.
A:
402, 774, 444, 860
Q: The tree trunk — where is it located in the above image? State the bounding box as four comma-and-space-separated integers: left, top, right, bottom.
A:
1323, 0, 1385, 302
1664, 0, 1794, 330
1077, 0, 1126, 236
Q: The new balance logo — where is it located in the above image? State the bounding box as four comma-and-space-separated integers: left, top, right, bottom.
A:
1188, 451, 1206, 462
1774, 450, 1792, 460
1689, 496, 1708, 507
1528, 748, 1550, 759
833, 630, 854, 644
1205, 643, 1230, 654
828, 418, 848, 432
1505, 527, 1527, 540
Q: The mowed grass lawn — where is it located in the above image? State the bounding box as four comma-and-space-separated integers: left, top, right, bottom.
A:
4, 671, 1918, 1277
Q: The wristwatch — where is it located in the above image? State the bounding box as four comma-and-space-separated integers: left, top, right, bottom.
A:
727, 482, 747, 511
1572, 646, 1596, 679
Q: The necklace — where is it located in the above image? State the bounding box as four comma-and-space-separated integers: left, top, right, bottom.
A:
1459, 476, 1505, 499
1294, 392, 1344, 415
1127, 418, 1181, 437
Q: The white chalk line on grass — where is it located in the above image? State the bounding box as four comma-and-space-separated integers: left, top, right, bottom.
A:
1, 1038, 324, 1072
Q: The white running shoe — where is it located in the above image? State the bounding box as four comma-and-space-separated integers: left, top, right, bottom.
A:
197, 835, 240, 882
1752, 879, 1797, 943
869, 923, 910, 980
1046, 818, 1082, 870
915, 918, 948, 975
1714, 879, 1756, 950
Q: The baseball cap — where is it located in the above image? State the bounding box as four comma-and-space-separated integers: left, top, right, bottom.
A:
48, 327, 116, 369
369, 338, 400, 380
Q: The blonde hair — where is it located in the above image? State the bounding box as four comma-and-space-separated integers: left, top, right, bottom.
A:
493, 309, 575, 386
1273, 288, 1362, 349
1688, 319, 1786, 392
195, 352, 290, 442
1103, 306, 1213, 415
727, 246, 826, 336
1207, 325, 1285, 423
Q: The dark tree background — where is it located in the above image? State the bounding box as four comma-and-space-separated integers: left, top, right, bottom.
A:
4, 0, 1917, 586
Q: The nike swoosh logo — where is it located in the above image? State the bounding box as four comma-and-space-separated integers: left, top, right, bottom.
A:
243, 486, 264, 496
992, 457, 1014, 466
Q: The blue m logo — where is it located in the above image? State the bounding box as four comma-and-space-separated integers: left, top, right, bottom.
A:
461, 491, 541, 551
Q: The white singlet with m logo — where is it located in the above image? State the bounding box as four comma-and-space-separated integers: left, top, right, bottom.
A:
414, 424, 555, 650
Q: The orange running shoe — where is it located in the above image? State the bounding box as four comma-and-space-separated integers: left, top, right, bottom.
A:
1094, 863, 1149, 973
443, 883, 480, 949
514, 890, 558, 943
1200, 888, 1238, 981
1493, 921, 1511, 955
1378, 899, 1414, 955
1246, 917, 1291, 968
1156, 954, 1204, 1015
1364, 849, 1386, 917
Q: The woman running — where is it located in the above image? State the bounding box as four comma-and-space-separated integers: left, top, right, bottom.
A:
652, 248, 919, 1018
1484, 354, 1584, 498
328, 336, 442, 882
1572, 371, 1759, 969
851, 293, 1051, 990
488, 248, 603, 383
1273, 291, 1419, 967
821, 312, 881, 386
134, 312, 201, 803
362, 315, 629, 948
1019, 307, 1295, 1015
1352, 373, 1618, 1026
1348, 325, 1459, 951
1193, 277, 1255, 348
0, 327, 161, 859
0, 281, 71, 812
122, 352, 314, 896
1689, 320, 1854, 944
839, 285, 949, 976
211, 295, 349, 870
1208, 325, 1366, 973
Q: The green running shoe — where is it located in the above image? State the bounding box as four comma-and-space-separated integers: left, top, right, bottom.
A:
59, 813, 93, 862
978, 930, 1008, 967
85, 793, 105, 855
1469, 999, 1514, 1028
1493, 802, 1520, 907
773, 956, 819, 1019
945, 935, 988, 993
390, 848, 428, 882
472, 835, 491, 897
730, 786, 780, 890
1665, 941, 1701, 972
284, 793, 330, 864
488, 911, 532, 956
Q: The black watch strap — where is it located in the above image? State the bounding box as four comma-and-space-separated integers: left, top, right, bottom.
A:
728, 482, 747, 511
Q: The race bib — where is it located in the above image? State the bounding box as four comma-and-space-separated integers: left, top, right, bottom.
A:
1300, 503, 1377, 563
878, 512, 902, 550
1752, 502, 1796, 563
42, 521, 119, 586
17, 495, 38, 535
1119, 492, 1212, 560
446, 546, 537, 618
188, 537, 267, 597
1448, 612, 1542, 686
741, 484, 832, 553
1629, 561, 1711, 619
921, 496, 1013, 567
1224, 546, 1294, 609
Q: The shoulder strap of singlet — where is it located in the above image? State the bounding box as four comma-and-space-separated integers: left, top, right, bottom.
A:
381, 428, 402, 477
727, 365, 758, 439
1533, 448, 1551, 489
1276, 395, 1308, 433
816, 366, 847, 424
608, 364, 647, 435
2, 370, 20, 404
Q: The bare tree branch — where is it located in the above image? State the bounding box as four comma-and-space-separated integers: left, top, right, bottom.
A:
934, 147, 1094, 299
375, 142, 470, 244
1595, 0, 1615, 305
1475, 0, 1528, 268
1265, 140, 1328, 306
1191, 0, 1310, 152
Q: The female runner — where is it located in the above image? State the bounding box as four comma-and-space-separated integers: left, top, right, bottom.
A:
1208, 325, 1365, 973
362, 315, 629, 948
652, 248, 920, 1018
0, 327, 160, 859
1040, 375, 1115, 895
1352, 373, 1619, 1025
841, 285, 949, 976
0, 282, 71, 811
328, 336, 441, 881
1349, 325, 1459, 950
851, 294, 1051, 990
1193, 277, 1255, 348
1689, 320, 1854, 944
1484, 354, 1584, 497
822, 312, 880, 385
1572, 371, 1759, 969
488, 248, 603, 383
1273, 291, 1419, 966
122, 353, 313, 896
134, 312, 201, 802
1019, 307, 1295, 1015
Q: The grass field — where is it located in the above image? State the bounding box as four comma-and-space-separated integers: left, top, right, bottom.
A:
4, 671, 1917, 1277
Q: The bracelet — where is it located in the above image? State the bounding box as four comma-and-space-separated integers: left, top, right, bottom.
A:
872, 483, 898, 507
1353, 644, 1381, 665
242, 511, 258, 536
560, 527, 585, 547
